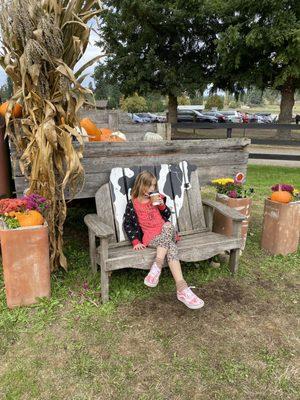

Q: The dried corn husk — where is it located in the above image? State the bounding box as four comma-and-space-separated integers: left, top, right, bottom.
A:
0, 0, 102, 271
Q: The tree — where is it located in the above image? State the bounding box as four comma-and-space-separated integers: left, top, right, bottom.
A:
213, 0, 300, 131
205, 94, 224, 110
98, 1, 218, 123
120, 93, 147, 113
245, 88, 263, 106
93, 62, 122, 108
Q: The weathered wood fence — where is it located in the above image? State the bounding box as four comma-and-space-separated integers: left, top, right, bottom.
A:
12, 138, 250, 199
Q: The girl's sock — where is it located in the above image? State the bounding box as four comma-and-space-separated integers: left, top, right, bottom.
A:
176, 279, 188, 292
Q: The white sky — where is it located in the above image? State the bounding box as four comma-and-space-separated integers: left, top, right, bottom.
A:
0, 27, 103, 88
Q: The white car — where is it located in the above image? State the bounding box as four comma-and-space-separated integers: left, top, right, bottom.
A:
220, 110, 243, 123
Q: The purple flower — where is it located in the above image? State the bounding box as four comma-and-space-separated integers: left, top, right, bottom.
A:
228, 190, 238, 198
271, 184, 294, 193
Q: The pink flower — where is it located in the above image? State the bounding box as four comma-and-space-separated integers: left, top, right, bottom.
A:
234, 172, 245, 185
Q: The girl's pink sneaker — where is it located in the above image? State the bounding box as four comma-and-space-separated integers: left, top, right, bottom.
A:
144, 262, 161, 287
177, 286, 204, 309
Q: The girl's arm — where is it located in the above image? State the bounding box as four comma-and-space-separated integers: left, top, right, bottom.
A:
123, 202, 142, 247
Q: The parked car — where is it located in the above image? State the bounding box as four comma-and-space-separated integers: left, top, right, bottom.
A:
177, 109, 218, 123
237, 111, 249, 123
220, 110, 243, 123
130, 113, 151, 123
255, 113, 273, 123
135, 113, 153, 123
245, 113, 259, 123
202, 111, 226, 122
145, 112, 167, 123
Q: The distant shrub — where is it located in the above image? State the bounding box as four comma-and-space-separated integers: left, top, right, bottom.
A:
205, 95, 224, 110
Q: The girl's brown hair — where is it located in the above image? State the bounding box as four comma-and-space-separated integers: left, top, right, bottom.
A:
131, 171, 157, 199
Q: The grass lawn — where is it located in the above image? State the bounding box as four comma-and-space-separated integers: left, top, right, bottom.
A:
0, 165, 299, 400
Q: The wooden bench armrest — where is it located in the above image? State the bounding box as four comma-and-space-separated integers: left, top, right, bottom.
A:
84, 214, 114, 238
202, 199, 245, 221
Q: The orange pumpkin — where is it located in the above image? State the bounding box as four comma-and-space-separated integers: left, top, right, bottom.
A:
16, 210, 44, 227
107, 136, 125, 142
270, 190, 292, 204
80, 118, 102, 141
0, 102, 22, 118
99, 128, 113, 141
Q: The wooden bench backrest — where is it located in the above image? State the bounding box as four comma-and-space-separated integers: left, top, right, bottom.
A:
95, 161, 206, 243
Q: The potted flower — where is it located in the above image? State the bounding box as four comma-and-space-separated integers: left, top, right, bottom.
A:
261, 183, 300, 255
0, 194, 51, 308
211, 172, 254, 249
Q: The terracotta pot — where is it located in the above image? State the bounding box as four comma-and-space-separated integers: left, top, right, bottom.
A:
213, 194, 252, 250
0, 224, 50, 308
261, 199, 300, 255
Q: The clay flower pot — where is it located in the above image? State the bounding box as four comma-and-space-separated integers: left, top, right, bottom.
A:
213, 193, 252, 250
0, 224, 50, 308
261, 198, 300, 255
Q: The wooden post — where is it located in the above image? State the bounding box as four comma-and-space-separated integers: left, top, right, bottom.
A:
156, 123, 172, 140
108, 112, 119, 132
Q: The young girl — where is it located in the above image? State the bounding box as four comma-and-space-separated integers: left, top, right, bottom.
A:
123, 171, 204, 310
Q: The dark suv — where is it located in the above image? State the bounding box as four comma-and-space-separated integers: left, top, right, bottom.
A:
177, 110, 218, 123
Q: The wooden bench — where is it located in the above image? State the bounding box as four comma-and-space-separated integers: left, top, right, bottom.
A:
84, 161, 244, 303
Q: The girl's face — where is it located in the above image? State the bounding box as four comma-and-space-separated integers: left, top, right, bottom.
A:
143, 179, 157, 197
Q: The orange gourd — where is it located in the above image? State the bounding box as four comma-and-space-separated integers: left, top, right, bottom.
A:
0, 102, 22, 118
270, 190, 292, 203
99, 128, 113, 141
16, 210, 44, 227
80, 118, 102, 141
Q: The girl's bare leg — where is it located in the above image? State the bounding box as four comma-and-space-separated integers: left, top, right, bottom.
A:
168, 259, 188, 291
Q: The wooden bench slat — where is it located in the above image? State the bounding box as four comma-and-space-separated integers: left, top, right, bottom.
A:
103, 232, 241, 271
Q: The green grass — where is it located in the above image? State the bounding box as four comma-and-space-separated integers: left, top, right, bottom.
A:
0, 164, 299, 399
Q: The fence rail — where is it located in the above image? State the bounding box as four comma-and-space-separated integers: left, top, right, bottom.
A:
172, 122, 300, 139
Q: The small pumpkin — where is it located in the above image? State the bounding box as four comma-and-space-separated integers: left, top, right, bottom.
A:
270, 190, 292, 204
0, 102, 22, 118
16, 210, 44, 227
80, 118, 102, 141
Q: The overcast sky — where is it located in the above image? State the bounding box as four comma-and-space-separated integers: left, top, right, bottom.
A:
0, 28, 102, 88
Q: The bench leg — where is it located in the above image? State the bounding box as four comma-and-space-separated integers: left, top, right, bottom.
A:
88, 229, 97, 274
99, 238, 109, 303
229, 249, 240, 274
101, 266, 109, 303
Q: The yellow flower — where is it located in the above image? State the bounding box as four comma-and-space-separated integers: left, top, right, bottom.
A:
293, 189, 299, 196
211, 178, 234, 186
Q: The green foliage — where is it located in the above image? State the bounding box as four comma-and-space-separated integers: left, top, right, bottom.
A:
120, 93, 147, 113
190, 96, 203, 105
213, 0, 299, 121
0, 77, 13, 102
93, 63, 122, 109
178, 95, 191, 105
98, 1, 218, 102
245, 88, 264, 105
205, 94, 224, 110
146, 93, 165, 112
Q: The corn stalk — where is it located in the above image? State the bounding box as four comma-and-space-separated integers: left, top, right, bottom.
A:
0, 0, 102, 271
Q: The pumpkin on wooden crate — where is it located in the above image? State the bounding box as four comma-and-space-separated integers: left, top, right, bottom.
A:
261, 183, 300, 255
80, 118, 102, 141
0, 101, 22, 118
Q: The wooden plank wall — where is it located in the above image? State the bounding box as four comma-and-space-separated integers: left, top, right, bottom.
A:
12, 138, 251, 199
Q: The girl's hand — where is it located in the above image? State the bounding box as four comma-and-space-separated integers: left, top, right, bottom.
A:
158, 195, 164, 206
133, 243, 146, 251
